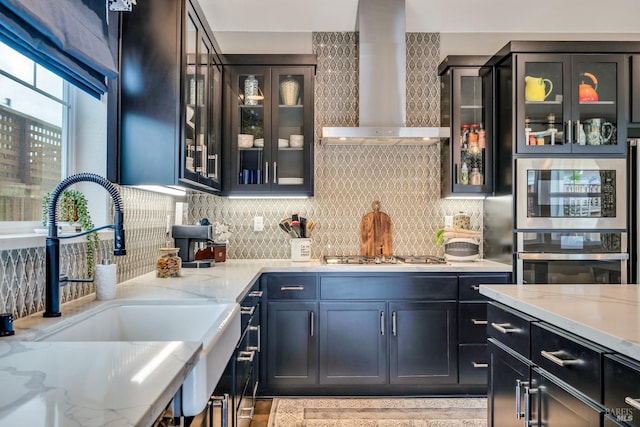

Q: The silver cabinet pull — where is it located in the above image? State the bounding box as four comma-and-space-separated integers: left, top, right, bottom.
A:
625, 397, 640, 410
380, 311, 385, 336
472, 362, 488, 368
237, 350, 255, 362
249, 290, 263, 298
265, 162, 269, 184
392, 311, 397, 336
241, 305, 256, 316
540, 350, 582, 367
471, 318, 488, 325
310, 311, 314, 337
274, 161, 277, 183
208, 394, 229, 427
280, 285, 304, 291
566, 120, 572, 145
515, 380, 528, 419
248, 325, 260, 352
471, 285, 480, 291
575, 120, 582, 145
524, 385, 538, 427
238, 406, 255, 420
491, 322, 520, 334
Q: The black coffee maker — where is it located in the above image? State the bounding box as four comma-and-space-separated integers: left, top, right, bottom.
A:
172, 223, 215, 267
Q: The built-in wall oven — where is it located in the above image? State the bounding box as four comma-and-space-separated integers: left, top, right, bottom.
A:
515, 158, 629, 284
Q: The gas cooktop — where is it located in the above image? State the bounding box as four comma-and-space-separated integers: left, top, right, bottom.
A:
322, 255, 447, 265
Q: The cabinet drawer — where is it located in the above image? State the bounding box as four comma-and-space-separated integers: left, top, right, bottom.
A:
531, 323, 606, 403
459, 343, 488, 385
604, 354, 640, 426
320, 274, 457, 300
459, 274, 511, 301
487, 302, 536, 358
459, 302, 488, 343
266, 274, 317, 299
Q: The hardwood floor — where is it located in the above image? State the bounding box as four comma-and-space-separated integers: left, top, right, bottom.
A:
249, 399, 272, 427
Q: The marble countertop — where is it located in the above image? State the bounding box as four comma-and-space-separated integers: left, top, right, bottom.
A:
1, 258, 510, 426
480, 284, 640, 362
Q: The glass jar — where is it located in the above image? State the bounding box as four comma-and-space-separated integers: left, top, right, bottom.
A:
470, 168, 483, 185
156, 248, 181, 278
244, 75, 259, 106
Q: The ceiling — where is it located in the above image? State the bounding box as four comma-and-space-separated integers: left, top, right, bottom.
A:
200, 0, 640, 34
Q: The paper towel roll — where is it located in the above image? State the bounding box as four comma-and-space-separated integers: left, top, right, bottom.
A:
95, 263, 117, 300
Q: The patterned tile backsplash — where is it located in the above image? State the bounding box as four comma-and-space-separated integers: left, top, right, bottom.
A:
1, 32, 482, 319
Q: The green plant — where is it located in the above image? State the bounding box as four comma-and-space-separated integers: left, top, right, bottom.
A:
435, 228, 445, 245
42, 189, 99, 278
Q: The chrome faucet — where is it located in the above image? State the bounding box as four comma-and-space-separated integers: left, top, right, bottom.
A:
45, 173, 126, 317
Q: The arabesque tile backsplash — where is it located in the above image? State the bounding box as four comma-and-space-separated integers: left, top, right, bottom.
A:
1, 32, 482, 319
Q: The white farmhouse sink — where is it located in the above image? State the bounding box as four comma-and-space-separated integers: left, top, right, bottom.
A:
38, 301, 240, 416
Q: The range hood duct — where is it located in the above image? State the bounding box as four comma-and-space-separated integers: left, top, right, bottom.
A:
321, 0, 450, 145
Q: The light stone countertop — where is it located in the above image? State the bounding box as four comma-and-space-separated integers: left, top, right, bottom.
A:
480, 284, 640, 362
1, 258, 511, 426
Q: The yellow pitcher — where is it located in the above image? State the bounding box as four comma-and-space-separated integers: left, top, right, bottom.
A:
524, 76, 553, 102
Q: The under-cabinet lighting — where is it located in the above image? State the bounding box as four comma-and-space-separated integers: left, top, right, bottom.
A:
133, 185, 187, 197
131, 341, 182, 384
443, 195, 487, 200
228, 195, 309, 200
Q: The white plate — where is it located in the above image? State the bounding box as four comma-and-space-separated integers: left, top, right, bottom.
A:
254, 138, 264, 147
278, 138, 289, 148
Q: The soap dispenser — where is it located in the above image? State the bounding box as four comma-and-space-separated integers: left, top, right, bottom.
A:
95, 250, 117, 300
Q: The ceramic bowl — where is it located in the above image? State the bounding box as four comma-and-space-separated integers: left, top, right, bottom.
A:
289, 134, 304, 147
238, 134, 254, 148
253, 138, 264, 148
278, 138, 289, 148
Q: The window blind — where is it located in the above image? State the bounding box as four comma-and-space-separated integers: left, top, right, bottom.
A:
0, 0, 118, 98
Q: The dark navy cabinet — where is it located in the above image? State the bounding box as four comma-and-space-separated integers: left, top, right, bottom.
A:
261, 271, 510, 395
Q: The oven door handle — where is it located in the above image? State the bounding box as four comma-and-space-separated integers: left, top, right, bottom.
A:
517, 253, 629, 261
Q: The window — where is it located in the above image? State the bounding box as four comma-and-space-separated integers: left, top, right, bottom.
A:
0, 41, 69, 223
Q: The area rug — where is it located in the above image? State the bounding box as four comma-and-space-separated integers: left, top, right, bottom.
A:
267, 397, 487, 426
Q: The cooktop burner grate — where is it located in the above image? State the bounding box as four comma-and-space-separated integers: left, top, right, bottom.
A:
322, 255, 447, 265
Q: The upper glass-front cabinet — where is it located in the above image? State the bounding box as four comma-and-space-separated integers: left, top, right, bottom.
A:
439, 57, 493, 197
225, 60, 315, 196
516, 54, 626, 154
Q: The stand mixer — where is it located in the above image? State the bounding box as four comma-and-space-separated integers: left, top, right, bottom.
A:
172, 224, 215, 268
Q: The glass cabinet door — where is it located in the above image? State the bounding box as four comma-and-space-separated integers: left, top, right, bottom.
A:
571, 55, 625, 153
517, 54, 626, 154
184, 13, 198, 179
272, 69, 309, 188
236, 70, 269, 187
453, 69, 488, 191
518, 55, 569, 153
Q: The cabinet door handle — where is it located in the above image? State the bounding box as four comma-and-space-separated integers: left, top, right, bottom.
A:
625, 396, 640, 410
471, 285, 480, 291
380, 311, 385, 336
491, 322, 520, 334
392, 311, 397, 336
515, 379, 528, 419
265, 162, 269, 184
472, 362, 488, 368
310, 311, 314, 337
280, 286, 304, 291
241, 305, 256, 316
237, 350, 255, 362
540, 350, 582, 367
238, 406, 255, 420
565, 120, 573, 145
248, 325, 260, 352
524, 385, 539, 427
274, 161, 277, 183
249, 290, 263, 298
471, 318, 488, 325
208, 394, 229, 427
575, 120, 581, 145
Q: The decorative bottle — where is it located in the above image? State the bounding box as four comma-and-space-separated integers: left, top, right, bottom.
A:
244, 75, 259, 106
460, 162, 469, 185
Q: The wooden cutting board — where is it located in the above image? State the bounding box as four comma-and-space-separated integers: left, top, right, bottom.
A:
360, 200, 393, 258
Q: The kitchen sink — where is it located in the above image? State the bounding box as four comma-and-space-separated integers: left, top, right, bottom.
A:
38, 301, 241, 416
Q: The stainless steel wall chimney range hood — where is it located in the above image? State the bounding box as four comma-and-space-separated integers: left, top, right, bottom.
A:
321, 0, 450, 145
